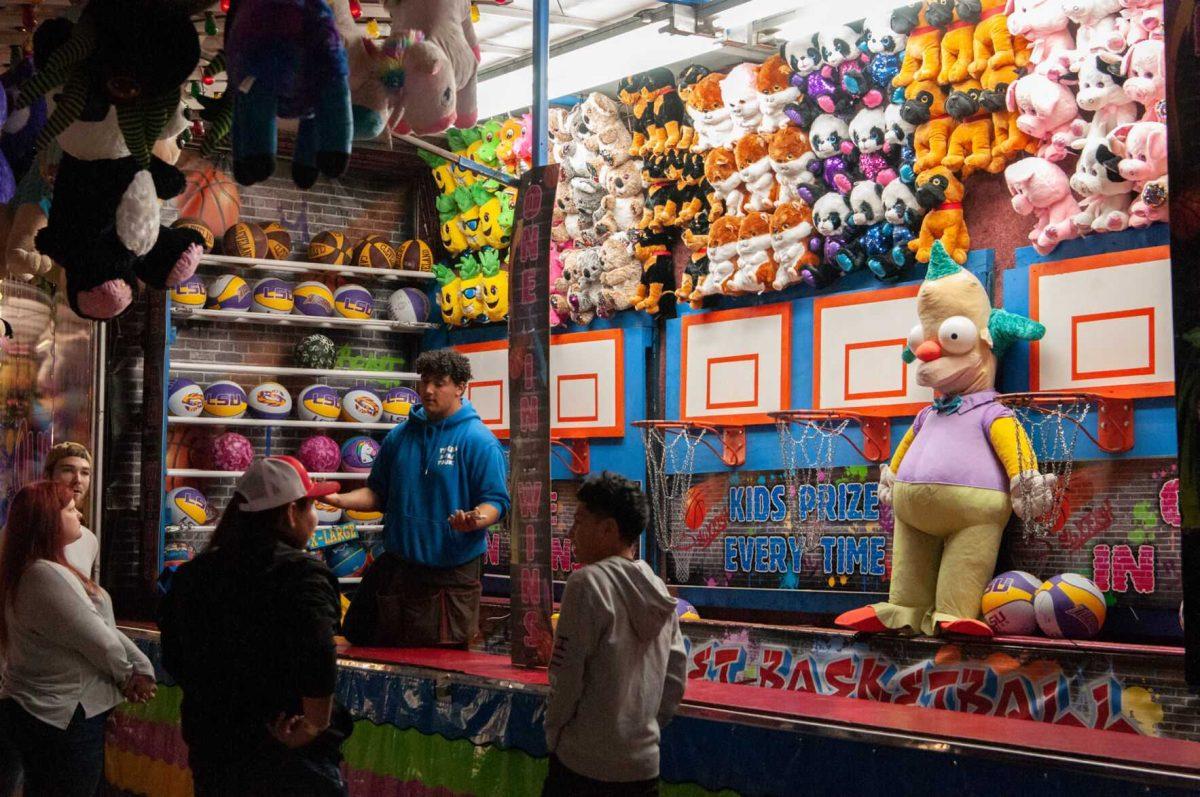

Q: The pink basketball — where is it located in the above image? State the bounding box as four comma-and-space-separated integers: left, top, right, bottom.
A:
298, 434, 341, 474
211, 432, 254, 471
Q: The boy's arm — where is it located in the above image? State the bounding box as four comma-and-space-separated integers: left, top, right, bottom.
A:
467, 438, 511, 520
656, 614, 687, 730
544, 573, 600, 749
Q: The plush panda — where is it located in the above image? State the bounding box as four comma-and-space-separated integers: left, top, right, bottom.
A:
808, 114, 858, 195
881, 178, 925, 272
845, 180, 902, 280
848, 107, 897, 185
782, 33, 832, 128
860, 15, 907, 92
820, 25, 882, 109
810, 192, 855, 286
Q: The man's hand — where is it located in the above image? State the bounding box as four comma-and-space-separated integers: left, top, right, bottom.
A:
448, 508, 485, 532
123, 674, 157, 704
322, 493, 346, 509
269, 713, 322, 749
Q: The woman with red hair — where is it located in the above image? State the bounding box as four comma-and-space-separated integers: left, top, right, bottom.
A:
0, 482, 155, 796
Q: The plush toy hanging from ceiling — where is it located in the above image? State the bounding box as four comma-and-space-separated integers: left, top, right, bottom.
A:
836, 241, 1052, 638
14, 0, 210, 320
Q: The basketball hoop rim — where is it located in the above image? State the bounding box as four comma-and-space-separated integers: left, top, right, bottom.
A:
995, 390, 1104, 408
995, 390, 1135, 454
633, 420, 746, 467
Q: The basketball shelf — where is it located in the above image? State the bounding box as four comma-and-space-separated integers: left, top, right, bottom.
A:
167, 417, 398, 432
633, 421, 746, 468
770, 410, 892, 463
199, 254, 437, 283
167, 469, 368, 480
171, 306, 436, 333
168, 361, 419, 382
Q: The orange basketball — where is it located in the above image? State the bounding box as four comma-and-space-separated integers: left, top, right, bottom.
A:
174, 155, 241, 237
396, 239, 434, 272
165, 427, 214, 490
684, 487, 708, 531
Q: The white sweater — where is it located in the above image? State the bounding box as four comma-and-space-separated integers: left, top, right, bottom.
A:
545, 557, 687, 782
0, 560, 153, 729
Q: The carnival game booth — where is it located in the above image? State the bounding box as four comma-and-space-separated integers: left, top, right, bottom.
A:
0, 0, 1180, 792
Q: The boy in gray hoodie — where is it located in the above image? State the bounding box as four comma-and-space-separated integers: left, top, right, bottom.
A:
543, 472, 688, 796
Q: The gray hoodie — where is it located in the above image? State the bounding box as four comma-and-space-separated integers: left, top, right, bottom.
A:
545, 556, 687, 782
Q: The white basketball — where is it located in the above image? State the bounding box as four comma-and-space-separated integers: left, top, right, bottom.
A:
247, 382, 293, 419
167, 378, 205, 417
315, 500, 344, 525
341, 388, 383, 423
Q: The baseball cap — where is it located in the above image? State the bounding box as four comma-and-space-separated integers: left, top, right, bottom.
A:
44, 441, 92, 476
235, 456, 340, 512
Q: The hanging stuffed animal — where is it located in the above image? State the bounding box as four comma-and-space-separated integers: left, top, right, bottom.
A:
860, 14, 908, 94
695, 215, 740, 299
704, 145, 745, 218
1005, 0, 1075, 69
1122, 38, 1165, 123
770, 201, 820, 291
631, 229, 676, 316
756, 55, 800, 134
1008, 73, 1081, 162
677, 213, 711, 309
686, 72, 735, 152
641, 68, 692, 155
836, 241, 1050, 638
845, 180, 903, 279
1004, 156, 1081, 253
549, 242, 569, 326
434, 263, 464, 326
225, 0, 352, 187
782, 33, 829, 128
595, 158, 645, 238
330, 0, 391, 141
812, 192, 858, 277
819, 25, 883, 109
734, 133, 777, 213
1074, 55, 1137, 138
769, 125, 818, 205
1069, 133, 1132, 233
808, 114, 858, 195
1107, 120, 1168, 227
381, 0, 480, 135
943, 79, 1006, 178
478, 249, 509, 324
598, 232, 643, 316
911, 166, 970, 263
848, 107, 899, 185
728, 211, 776, 294
968, 0, 1022, 111
882, 178, 925, 270
901, 79, 956, 173
722, 63, 764, 138
892, 2, 943, 88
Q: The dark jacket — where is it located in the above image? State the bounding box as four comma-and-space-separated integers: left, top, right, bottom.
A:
159, 539, 351, 771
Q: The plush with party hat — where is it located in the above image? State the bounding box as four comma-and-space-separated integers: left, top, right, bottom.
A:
836, 241, 1052, 638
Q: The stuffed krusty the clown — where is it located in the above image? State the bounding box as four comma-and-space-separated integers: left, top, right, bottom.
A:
836, 241, 1055, 638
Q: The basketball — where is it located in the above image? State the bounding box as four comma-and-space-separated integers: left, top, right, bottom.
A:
261, 221, 292, 260
212, 432, 255, 471
387, 287, 431, 324
315, 500, 344, 524
247, 382, 293, 419
676, 599, 700, 621
163, 542, 195, 568
293, 281, 335, 317
346, 508, 383, 523
174, 157, 241, 236
326, 541, 368, 578
168, 378, 205, 417
981, 570, 1042, 635
166, 427, 214, 490
207, 275, 252, 311
333, 285, 374, 319
382, 386, 420, 422
341, 388, 383, 423
298, 384, 342, 421
340, 436, 380, 472
1034, 573, 1107, 638
170, 275, 207, 307
203, 381, 248, 418
396, 239, 434, 272
167, 487, 210, 525
352, 235, 397, 269
251, 278, 294, 314
295, 334, 338, 369
223, 222, 268, 259
683, 487, 708, 531
298, 435, 341, 473
308, 231, 353, 265
171, 217, 216, 252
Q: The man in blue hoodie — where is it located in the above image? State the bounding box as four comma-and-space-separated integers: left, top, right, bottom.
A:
325, 349, 510, 647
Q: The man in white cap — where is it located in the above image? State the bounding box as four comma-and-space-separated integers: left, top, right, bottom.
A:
44, 441, 98, 578
160, 456, 353, 797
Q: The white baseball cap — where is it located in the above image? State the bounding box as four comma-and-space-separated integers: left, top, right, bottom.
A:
235, 456, 340, 512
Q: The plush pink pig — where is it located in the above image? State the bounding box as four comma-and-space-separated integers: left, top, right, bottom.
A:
1063, 0, 1125, 66
1008, 74, 1081, 161
1005, 156, 1081, 254
1119, 0, 1163, 46
1122, 39, 1165, 122
1006, 0, 1076, 67
1108, 121, 1168, 227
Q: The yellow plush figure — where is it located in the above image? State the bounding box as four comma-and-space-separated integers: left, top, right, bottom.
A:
835, 242, 1052, 638
433, 263, 464, 326
431, 162, 459, 195
479, 249, 509, 323
440, 216, 469, 256
477, 193, 509, 249
457, 254, 485, 324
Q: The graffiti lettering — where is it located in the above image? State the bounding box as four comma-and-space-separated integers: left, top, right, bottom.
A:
788, 482, 880, 523
1159, 478, 1181, 527
723, 535, 804, 574
1092, 544, 1156, 594
1059, 499, 1114, 551
817, 535, 887, 576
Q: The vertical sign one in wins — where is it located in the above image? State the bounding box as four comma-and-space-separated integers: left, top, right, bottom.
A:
508, 164, 559, 668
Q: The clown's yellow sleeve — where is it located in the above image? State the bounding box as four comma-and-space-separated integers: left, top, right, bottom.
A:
888, 427, 917, 472
988, 417, 1039, 478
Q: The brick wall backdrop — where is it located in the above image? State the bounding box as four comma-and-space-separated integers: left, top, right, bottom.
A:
102, 157, 424, 611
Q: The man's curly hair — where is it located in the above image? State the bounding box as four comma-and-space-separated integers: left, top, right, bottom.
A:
415, 349, 473, 385
577, 471, 647, 544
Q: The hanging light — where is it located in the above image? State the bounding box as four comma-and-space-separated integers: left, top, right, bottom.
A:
348, 0, 362, 19
220, 0, 230, 12
365, 18, 380, 39
204, 11, 218, 36
202, 73, 215, 86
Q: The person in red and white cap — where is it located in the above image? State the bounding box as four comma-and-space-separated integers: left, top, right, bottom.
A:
159, 456, 353, 797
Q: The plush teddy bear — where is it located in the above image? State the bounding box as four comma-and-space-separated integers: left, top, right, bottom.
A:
722, 63, 763, 137
687, 72, 735, 153
632, 229, 677, 316
848, 107, 899, 185
569, 176, 604, 245
808, 114, 858, 195
1122, 38, 1165, 123
768, 126, 818, 205
1005, 156, 1080, 253
727, 211, 776, 294
381, 0, 480, 135
1075, 55, 1138, 137
770, 201, 821, 291
1007, 73, 1079, 161
549, 241, 570, 326
1069, 133, 1132, 232
597, 232, 642, 316
704, 146, 745, 218
734, 133, 777, 213
782, 33, 830, 128
567, 246, 605, 325
755, 55, 799, 134
696, 215, 741, 298
594, 159, 645, 238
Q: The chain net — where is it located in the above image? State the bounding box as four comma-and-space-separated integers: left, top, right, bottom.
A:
775, 415, 850, 550
640, 424, 707, 581
1002, 395, 1092, 540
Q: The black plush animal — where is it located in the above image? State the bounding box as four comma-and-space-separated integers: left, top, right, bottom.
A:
641, 68, 692, 154
617, 73, 652, 156
633, 228, 677, 318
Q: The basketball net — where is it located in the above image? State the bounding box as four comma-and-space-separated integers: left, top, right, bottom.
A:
640, 424, 706, 582
1001, 395, 1091, 540
775, 416, 849, 550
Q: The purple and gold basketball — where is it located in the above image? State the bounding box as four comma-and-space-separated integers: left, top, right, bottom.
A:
333, 284, 374, 319
1034, 574, 1107, 638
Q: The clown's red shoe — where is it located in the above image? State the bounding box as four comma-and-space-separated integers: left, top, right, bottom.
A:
834, 606, 887, 633
938, 618, 993, 638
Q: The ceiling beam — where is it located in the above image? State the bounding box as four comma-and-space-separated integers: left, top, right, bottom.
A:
478, 41, 528, 56
476, 4, 601, 30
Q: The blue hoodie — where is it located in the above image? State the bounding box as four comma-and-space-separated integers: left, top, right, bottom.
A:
368, 400, 510, 567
